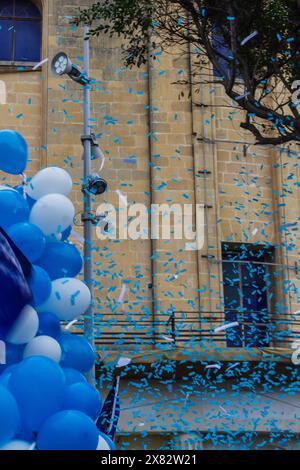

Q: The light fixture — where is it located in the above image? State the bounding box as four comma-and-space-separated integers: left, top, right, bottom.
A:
84, 173, 108, 196
82, 133, 105, 161
91, 137, 105, 161
51, 52, 90, 86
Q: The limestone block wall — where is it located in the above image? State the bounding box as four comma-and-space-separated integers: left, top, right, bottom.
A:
0, 0, 298, 348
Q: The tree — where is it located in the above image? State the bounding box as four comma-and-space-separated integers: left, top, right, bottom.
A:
75, 0, 300, 146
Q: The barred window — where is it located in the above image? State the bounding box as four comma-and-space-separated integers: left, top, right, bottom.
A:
0, 0, 41, 63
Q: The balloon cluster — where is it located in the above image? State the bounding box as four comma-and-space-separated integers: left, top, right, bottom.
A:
0, 130, 115, 451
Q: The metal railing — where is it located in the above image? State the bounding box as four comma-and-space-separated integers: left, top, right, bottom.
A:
167, 310, 300, 347
88, 309, 300, 348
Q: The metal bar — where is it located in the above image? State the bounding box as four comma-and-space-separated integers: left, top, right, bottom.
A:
199, 57, 212, 313
173, 310, 293, 315
82, 24, 95, 384
207, 257, 298, 271
196, 135, 300, 153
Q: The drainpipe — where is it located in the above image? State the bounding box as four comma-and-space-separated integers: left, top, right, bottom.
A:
188, 39, 212, 314
187, 39, 202, 327
147, 30, 158, 348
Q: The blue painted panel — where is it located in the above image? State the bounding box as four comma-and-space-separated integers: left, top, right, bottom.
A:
0, 19, 13, 61
14, 20, 41, 61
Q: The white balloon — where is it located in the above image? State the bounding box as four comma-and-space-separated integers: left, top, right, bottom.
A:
29, 194, 75, 236
97, 436, 111, 451
23, 336, 62, 363
26, 167, 72, 200
1, 440, 33, 451
38, 278, 91, 322
7, 305, 39, 345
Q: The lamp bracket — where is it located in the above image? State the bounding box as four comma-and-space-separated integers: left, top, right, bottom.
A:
81, 133, 98, 146
81, 212, 106, 225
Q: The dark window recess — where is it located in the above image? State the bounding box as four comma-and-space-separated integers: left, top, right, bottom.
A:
212, 29, 242, 80
222, 243, 274, 347
0, 0, 41, 63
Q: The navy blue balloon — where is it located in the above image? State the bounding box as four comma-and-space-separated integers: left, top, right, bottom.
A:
61, 226, 72, 241
59, 333, 96, 374
0, 130, 28, 175
0, 227, 32, 340
7, 223, 46, 263
28, 265, 52, 307
37, 312, 61, 338
63, 368, 87, 386
8, 356, 66, 434
36, 242, 82, 280
63, 382, 102, 420
0, 386, 21, 447
0, 189, 29, 230
37, 410, 99, 450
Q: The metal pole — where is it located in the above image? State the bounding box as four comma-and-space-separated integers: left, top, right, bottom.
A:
82, 24, 95, 384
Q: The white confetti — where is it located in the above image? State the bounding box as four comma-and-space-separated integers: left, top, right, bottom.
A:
65, 319, 78, 330
215, 322, 239, 333
240, 31, 258, 46
117, 284, 127, 304
219, 405, 230, 416
185, 241, 198, 251
71, 230, 84, 244
116, 357, 132, 368
0, 340, 6, 365
205, 364, 221, 370
184, 393, 190, 406
252, 227, 258, 235
235, 92, 251, 101
225, 363, 240, 372
161, 335, 175, 342
116, 190, 128, 206
32, 58, 49, 70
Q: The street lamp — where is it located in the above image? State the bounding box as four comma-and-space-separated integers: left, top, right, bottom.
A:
51, 27, 107, 384
51, 52, 90, 86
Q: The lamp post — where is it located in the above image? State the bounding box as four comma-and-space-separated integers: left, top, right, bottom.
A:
82, 25, 94, 384
51, 26, 107, 384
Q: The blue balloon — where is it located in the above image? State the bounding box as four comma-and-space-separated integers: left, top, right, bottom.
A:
28, 265, 52, 307
63, 368, 87, 386
59, 333, 96, 374
37, 410, 99, 450
63, 382, 102, 420
0, 189, 29, 230
37, 312, 61, 338
0, 130, 28, 175
61, 226, 72, 241
8, 356, 66, 434
36, 242, 82, 280
7, 223, 46, 263
0, 365, 18, 387
98, 432, 116, 450
0, 386, 21, 446
14, 186, 36, 210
